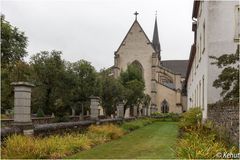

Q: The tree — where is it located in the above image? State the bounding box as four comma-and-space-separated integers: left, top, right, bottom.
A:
98, 69, 126, 116
67, 60, 98, 114
30, 50, 71, 115
1, 15, 29, 112
120, 64, 145, 110
120, 64, 144, 86
1, 61, 32, 111
1, 15, 28, 68
210, 45, 239, 100
142, 94, 151, 108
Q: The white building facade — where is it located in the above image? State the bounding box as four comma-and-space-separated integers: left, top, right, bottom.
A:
186, 0, 239, 120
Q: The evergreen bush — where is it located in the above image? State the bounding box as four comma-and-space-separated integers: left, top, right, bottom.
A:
36, 108, 45, 117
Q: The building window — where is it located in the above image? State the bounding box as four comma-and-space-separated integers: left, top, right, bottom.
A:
192, 93, 194, 107
195, 89, 197, 107
196, 85, 198, 107
196, 45, 199, 67
199, 81, 201, 108
203, 21, 205, 53
194, 59, 196, 75
234, 5, 240, 42
192, 68, 193, 81
202, 75, 204, 110
198, 1, 202, 18
161, 99, 169, 113
200, 35, 202, 58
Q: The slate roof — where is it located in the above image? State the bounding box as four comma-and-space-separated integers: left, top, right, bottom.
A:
161, 60, 189, 78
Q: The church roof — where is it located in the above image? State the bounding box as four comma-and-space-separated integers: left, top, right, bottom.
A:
161, 60, 189, 78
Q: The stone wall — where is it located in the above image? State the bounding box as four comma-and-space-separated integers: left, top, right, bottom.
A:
207, 100, 239, 146
1, 117, 136, 139
1, 116, 91, 127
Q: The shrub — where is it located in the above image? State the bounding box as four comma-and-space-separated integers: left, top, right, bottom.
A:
170, 113, 181, 122
53, 116, 70, 122
2, 119, 154, 159
1, 134, 92, 159
176, 109, 238, 159
151, 112, 181, 122
86, 132, 110, 145
2, 134, 39, 159
121, 121, 142, 131
178, 107, 202, 130
36, 108, 45, 117
121, 118, 154, 131
175, 131, 238, 159
151, 112, 164, 117
87, 124, 124, 140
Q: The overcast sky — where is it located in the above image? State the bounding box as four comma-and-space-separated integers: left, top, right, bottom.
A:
2, 0, 193, 71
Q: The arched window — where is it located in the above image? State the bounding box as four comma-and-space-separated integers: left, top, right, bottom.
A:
131, 60, 144, 78
161, 99, 169, 113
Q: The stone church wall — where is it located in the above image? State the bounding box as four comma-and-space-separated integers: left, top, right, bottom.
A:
156, 84, 182, 113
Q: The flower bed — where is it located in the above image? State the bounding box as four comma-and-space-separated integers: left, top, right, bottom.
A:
1, 118, 155, 159
175, 108, 238, 159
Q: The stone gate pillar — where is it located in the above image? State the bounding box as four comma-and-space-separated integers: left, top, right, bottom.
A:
89, 95, 100, 120
124, 107, 130, 118
71, 107, 76, 116
11, 82, 35, 135
133, 106, 138, 117
116, 102, 124, 118
143, 107, 147, 116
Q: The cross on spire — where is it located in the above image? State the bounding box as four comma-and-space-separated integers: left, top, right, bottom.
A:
134, 11, 139, 20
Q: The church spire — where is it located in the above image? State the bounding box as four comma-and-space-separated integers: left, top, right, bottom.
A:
152, 12, 161, 59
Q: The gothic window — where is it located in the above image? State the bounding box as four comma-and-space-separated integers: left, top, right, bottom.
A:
158, 73, 173, 84
131, 60, 144, 78
161, 99, 169, 113
158, 74, 175, 89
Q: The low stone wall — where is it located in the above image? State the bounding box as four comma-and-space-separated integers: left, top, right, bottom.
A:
1, 117, 136, 139
207, 100, 239, 146
1, 116, 91, 127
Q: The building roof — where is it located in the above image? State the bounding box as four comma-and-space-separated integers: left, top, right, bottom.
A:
192, 0, 200, 18
186, 44, 196, 82
161, 60, 189, 78
186, 0, 199, 83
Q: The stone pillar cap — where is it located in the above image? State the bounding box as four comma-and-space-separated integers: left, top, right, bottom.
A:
117, 101, 125, 105
89, 95, 100, 99
11, 82, 35, 87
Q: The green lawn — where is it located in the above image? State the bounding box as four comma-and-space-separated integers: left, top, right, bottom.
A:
69, 121, 178, 159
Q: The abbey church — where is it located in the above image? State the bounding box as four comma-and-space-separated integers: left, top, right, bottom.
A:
112, 13, 188, 114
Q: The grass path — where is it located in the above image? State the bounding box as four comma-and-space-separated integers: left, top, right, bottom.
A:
69, 122, 178, 159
